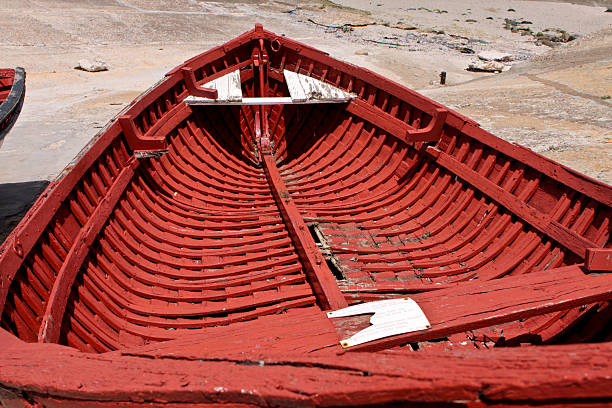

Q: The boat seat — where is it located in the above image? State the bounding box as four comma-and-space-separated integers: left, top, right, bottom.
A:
184, 69, 355, 105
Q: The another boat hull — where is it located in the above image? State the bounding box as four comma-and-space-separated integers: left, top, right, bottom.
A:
0, 67, 26, 148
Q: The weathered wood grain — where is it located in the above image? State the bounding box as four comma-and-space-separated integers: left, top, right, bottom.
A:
339, 265, 612, 351
1, 332, 611, 407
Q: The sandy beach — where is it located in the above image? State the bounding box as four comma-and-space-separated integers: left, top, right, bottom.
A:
0, 0, 610, 240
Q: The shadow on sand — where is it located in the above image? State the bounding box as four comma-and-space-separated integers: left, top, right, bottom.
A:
0, 180, 49, 245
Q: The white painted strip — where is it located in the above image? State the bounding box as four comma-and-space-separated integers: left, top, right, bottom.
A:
193, 69, 242, 102
327, 298, 430, 348
226, 70, 242, 102
284, 70, 308, 102
284, 69, 355, 102
215, 73, 228, 101
185, 96, 352, 106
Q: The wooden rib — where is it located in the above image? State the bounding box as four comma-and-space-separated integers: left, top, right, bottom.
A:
426, 146, 597, 258
262, 152, 347, 310
38, 158, 139, 343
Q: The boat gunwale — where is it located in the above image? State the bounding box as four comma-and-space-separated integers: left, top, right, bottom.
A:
1, 328, 612, 406
0, 67, 26, 143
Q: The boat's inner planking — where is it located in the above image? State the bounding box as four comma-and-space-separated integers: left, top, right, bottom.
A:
0, 25, 610, 354
0, 69, 16, 102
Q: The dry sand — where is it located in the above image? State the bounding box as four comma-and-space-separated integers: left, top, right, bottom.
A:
0, 0, 610, 239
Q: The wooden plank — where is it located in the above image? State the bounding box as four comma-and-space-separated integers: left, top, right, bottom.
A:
204, 69, 242, 102
262, 152, 347, 311
426, 146, 598, 257
185, 96, 352, 105
38, 158, 139, 344
337, 265, 612, 351
262, 29, 612, 207
116, 306, 339, 356
2, 330, 612, 407
283, 69, 354, 102
225, 69, 242, 101
461, 123, 612, 207
586, 248, 612, 271
0, 123, 123, 315
283, 70, 307, 102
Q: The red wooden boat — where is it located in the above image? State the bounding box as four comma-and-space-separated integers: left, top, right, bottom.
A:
1, 25, 611, 407
0, 67, 26, 148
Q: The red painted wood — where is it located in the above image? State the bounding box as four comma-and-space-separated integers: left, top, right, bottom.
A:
2, 332, 612, 407
586, 248, 612, 271
346, 99, 448, 143
337, 265, 612, 351
0, 24, 611, 406
262, 152, 347, 311
0, 67, 25, 141
180, 67, 219, 99
426, 146, 599, 257
119, 115, 168, 152
38, 158, 140, 343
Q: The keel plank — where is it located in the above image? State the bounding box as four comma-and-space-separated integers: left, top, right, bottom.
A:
262, 153, 347, 310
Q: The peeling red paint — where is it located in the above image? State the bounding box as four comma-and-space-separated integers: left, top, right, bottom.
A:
0, 25, 611, 407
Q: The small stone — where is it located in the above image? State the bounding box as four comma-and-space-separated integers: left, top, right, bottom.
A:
465, 19, 477, 23
486, 16, 494, 20
507, 8, 516, 12
75, 58, 109, 72
384, 22, 418, 30
467, 60, 504, 73
355, 49, 369, 55
536, 29, 575, 43
478, 51, 513, 62
458, 47, 475, 54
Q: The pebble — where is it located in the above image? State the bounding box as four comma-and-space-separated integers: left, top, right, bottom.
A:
75, 59, 109, 72
384, 22, 418, 30
355, 49, 369, 55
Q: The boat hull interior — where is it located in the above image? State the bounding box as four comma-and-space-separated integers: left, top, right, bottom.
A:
0, 24, 611, 407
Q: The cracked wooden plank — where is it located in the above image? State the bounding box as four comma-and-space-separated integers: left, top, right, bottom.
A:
337, 265, 612, 351
1, 331, 611, 407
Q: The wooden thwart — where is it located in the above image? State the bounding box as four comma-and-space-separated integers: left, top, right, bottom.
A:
283, 70, 354, 102
184, 68, 355, 105
337, 265, 612, 351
